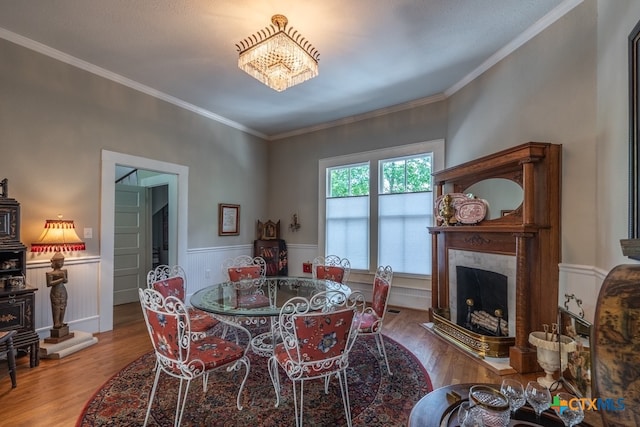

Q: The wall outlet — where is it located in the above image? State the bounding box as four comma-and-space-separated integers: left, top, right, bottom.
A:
302, 262, 312, 273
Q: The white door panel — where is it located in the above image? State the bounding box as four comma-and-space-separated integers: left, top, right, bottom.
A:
114, 184, 148, 305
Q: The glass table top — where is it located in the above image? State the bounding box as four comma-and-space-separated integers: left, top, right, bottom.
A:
190, 276, 351, 317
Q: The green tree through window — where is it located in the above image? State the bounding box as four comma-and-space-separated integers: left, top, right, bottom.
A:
329, 164, 369, 197
381, 155, 432, 194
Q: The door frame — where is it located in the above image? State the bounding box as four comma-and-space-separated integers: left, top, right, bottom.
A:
100, 150, 188, 332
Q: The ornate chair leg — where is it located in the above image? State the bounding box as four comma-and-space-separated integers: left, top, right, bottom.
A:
268, 357, 281, 407
376, 334, 392, 375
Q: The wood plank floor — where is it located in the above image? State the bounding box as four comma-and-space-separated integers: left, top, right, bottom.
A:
0, 303, 598, 426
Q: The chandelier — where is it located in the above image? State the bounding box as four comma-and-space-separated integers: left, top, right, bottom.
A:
236, 14, 319, 92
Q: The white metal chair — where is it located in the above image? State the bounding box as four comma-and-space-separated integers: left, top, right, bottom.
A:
147, 265, 219, 341
221, 256, 272, 329
222, 255, 267, 281
355, 265, 394, 375
138, 288, 251, 427
268, 290, 365, 427
312, 255, 351, 284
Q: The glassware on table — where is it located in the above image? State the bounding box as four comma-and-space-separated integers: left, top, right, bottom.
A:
500, 378, 526, 415
469, 385, 511, 427
525, 381, 552, 423
555, 392, 584, 427
458, 400, 484, 427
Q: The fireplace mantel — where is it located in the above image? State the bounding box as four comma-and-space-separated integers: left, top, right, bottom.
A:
428, 142, 561, 373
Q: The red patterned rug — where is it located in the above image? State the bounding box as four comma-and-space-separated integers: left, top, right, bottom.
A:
77, 335, 432, 426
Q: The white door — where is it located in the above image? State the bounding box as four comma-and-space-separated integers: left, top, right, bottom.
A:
114, 184, 149, 305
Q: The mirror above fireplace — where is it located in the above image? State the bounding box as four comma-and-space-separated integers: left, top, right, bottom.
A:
464, 178, 524, 220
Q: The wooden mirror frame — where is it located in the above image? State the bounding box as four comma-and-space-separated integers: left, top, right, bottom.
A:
628, 20, 640, 259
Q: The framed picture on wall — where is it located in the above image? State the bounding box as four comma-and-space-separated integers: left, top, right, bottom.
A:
218, 203, 240, 236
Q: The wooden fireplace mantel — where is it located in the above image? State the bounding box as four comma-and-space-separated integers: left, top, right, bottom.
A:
428, 142, 561, 373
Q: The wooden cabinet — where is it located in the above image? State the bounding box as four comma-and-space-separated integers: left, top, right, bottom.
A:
0, 186, 26, 289
253, 239, 288, 276
0, 179, 39, 367
0, 287, 39, 367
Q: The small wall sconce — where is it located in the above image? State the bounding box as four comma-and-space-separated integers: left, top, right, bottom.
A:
289, 213, 300, 232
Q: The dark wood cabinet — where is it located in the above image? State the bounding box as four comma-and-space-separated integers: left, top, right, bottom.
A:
0, 287, 39, 367
253, 239, 288, 276
0, 179, 39, 367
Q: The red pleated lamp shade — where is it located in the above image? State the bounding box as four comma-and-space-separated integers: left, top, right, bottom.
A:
31, 219, 86, 253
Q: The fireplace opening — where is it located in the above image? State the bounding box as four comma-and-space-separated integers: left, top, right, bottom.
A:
456, 266, 509, 337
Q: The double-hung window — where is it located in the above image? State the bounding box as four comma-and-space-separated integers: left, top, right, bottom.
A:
319, 139, 444, 276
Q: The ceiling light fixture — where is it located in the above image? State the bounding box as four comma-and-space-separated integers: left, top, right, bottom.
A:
236, 14, 319, 92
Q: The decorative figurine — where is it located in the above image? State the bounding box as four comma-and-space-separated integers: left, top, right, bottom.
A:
46, 253, 69, 330
439, 194, 455, 226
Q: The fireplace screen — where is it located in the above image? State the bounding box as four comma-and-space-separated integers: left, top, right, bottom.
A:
456, 266, 509, 336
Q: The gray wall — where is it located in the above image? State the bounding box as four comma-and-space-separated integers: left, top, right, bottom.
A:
0, 37, 268, 256
447, 0, 598, 267
2, 0, 639, 307
596, 0, 640, 271
268, 101, 449, 245
268, 0, 637, 277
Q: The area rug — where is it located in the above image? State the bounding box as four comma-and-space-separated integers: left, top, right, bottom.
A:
77, 335, 432, 426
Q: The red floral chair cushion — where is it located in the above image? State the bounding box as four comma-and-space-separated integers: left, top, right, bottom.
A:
153, 277, 185, 300
228, 266, 262, 281
315, 266, 345, 283
371, 276, 390, 318
144, 299, 245, 374
152, 277, 219, 336
273, 309, 355, 378
356, 276, 390, 333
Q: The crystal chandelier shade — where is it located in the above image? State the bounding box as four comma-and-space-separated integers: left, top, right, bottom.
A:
236, 15, 319, 92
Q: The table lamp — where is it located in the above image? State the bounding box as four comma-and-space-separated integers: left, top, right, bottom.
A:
31, 215, 85, 343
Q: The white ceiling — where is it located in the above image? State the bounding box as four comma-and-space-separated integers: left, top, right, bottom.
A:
0, 0, 579, 140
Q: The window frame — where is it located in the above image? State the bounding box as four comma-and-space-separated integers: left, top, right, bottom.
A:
318, 139, 445, 280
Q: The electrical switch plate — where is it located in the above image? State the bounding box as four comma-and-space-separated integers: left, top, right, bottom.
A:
84, 227, 93, 239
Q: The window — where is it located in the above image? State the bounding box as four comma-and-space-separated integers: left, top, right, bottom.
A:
326, 164, 370, 269
378, 155, 433, 274
319, 140, 444, 276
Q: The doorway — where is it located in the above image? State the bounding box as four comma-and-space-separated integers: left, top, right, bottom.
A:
100, 150, 189, 332
114, 174, 170, 305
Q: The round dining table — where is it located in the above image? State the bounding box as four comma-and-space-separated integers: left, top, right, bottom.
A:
190, 276, 351, 356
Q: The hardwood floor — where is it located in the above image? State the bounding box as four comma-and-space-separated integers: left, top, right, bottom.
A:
0, 303, 596, 426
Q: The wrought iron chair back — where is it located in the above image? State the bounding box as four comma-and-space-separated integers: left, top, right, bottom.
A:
222, 256, 272, 320
139, 288, 251, 427
222, 255, 267, 281
312, 255, 351, 284
356, 265, 393, 375
147, 264, 219, 341
269, 290, 364, 427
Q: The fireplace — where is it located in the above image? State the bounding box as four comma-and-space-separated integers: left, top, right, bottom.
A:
449, 250, 516, 337
428, 142, 562, 373
456, 267, 508, 334
428, 250, 517, 358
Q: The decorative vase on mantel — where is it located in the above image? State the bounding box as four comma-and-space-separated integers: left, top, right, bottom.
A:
528, 331, 577, 388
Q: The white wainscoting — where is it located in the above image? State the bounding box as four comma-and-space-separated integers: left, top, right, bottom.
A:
25, 250, 608, 336
558, 263, 608, 324
26, 256, 100, 339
